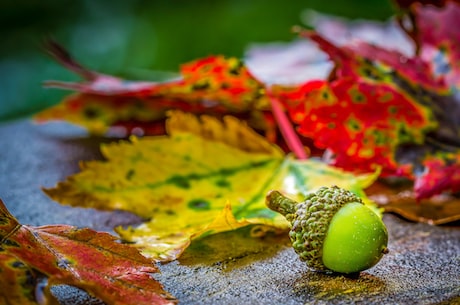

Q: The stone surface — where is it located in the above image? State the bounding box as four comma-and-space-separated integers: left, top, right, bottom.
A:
1, 119, 459, 305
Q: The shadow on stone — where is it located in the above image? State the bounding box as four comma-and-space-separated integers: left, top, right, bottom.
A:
178, 225, 290, 271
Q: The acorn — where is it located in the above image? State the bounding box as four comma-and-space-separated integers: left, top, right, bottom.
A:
266, 186, 388, 274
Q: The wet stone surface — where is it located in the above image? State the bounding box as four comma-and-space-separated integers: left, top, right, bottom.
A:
1, 119, 459, 305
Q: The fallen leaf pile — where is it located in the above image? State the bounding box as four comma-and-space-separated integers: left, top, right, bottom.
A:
36, 1, 460, 201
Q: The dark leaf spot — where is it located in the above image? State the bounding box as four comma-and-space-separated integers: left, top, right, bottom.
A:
188, 199, 211, 211
167, 176, 191, 189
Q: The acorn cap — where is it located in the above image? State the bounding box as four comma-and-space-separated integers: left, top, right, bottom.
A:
266, 186, 364, 271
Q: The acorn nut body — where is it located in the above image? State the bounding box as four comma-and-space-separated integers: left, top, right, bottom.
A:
266, 186, 388, 274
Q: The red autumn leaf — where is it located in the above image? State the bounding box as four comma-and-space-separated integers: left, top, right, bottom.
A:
271, 30, 437, 176
45, 40, 268, 110
400, 0, 460, 89
37, 41, 271, 136
360, 2, 460, 198
414, 153, 460, 199
272, 18, 460, 199
0, 199, 176, 305
393, 1, 460, 198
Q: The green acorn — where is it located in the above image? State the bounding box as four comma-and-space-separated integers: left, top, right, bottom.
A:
266, 186, 388, 274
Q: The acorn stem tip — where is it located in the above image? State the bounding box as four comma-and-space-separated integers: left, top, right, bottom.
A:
266, 190, 297, 216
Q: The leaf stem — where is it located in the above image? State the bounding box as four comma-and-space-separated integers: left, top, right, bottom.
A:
268, 93, 308, 160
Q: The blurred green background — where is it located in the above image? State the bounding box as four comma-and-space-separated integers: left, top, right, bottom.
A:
0, 0, 395, 121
